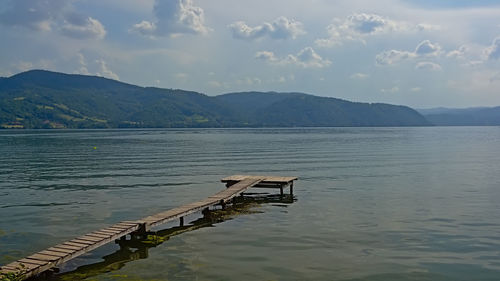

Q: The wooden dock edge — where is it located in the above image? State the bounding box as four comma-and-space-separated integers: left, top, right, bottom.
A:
0, 175, 297, 280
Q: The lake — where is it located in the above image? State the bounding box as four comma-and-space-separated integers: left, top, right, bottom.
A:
1, 127, 500, 281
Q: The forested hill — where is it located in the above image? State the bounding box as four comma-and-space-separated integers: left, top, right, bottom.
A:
0, 70, 430, 128
216, 92, 429, 127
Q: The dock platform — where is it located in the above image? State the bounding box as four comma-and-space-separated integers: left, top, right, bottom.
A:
0, 175, 297, 280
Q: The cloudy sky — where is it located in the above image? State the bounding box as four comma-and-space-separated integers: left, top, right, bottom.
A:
1, 0, 500, 108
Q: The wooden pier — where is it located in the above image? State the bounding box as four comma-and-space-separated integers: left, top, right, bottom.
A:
0, 175, 297, 280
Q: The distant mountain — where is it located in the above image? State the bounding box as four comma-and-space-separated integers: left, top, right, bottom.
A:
216, 92, 429, 127
418, 107, 500, 126
0, 70, 238, 128
0, 70, 430, 129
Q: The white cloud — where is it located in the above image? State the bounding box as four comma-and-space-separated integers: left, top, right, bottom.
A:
132, 21, 156, 36
415, 40, 442, 56
416, 23, 442, 31
410, 87, 422, 92
256, 47, 331, 68
376, 40, 441, 65
74, 53, 89, 75
76, 66, 90, 75
0, 0, 106, 39
14, 61, 34, 72
60, 14, 106, 39
131, 0, 210, 37
350, 73, 369, 79
447, 45, 468, 59
380, 86, 400, 93
229, 17, 305, 40
375, 50, 416, 65
315, 13, 438, 47
77, 53, 86, 66
415, 61, 442, 71
293, 47, 332, 68
255, 51, 278, 62
95, 59, 119, 80
485, 37, 500, 60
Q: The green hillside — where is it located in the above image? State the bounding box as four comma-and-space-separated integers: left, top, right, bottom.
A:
0, 70, 430, 128
216, 92, 429, 126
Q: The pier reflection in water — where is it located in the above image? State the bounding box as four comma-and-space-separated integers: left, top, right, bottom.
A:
38, 193, 295, 281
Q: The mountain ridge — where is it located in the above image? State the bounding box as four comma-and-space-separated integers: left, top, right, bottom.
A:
0, 70, 430, 128
418, 107, 500, 126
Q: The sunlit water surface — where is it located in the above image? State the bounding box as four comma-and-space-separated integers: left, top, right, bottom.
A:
1, 127, 500, 281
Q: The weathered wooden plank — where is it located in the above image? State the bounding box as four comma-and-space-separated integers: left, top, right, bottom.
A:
0, 266, 20, 273
112, 223, 136, 229
143, 178, 264, 228
77, 235, 104, 242
94, 229, 119, 235
47, 247, 75, 254
18, 258, 49, 266
63, 242, 88, 248
87, 233, 111, 239
18, 258, 49, 265
194, 198, 219, 205
38, 250, 68, 258
107, 224, 130, 229
183, 202, 206, 208
103, 227, 130, 232
117, 221, 139, 226
56, 244, 84, 251
27, 254, 60, 262
221, 175, 297, 183
120, 220, 139, 224
70, 239, 94, 245
2, 261, 40, 270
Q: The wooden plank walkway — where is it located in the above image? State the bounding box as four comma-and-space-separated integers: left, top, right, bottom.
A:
0, 222, 140, 279
138, 177, 263, 228
0, 175, 297, 280
221, 175, 297, 196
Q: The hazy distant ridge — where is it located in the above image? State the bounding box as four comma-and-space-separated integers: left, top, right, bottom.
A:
418, 107, 500, 126
0, 70, 430, 129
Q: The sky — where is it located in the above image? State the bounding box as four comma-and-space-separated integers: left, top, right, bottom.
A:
1, 0, 500, 108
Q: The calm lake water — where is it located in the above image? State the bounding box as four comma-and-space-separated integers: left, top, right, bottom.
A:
1, 127, 500, 281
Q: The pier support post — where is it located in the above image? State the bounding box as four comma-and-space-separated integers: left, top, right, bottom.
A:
220, 199, 226, 210
202, 207, 210, 218
180, 217, 184, 227
135, 222, 149, 234
290, 182, 294, 196
280, 186, 284, 196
